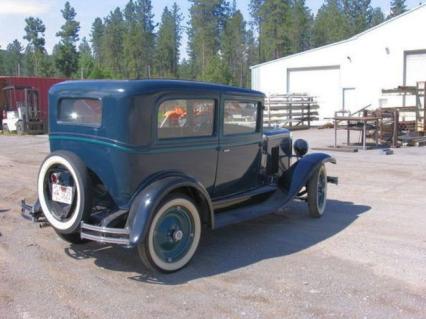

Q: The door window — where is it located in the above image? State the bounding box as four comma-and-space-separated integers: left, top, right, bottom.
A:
157, 99, 215, 139
224, 101, 258, 135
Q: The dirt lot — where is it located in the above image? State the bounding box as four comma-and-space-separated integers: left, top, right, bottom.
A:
0, 129, 425, 319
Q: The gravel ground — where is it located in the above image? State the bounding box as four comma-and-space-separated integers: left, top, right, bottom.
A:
0, 129, 425, 319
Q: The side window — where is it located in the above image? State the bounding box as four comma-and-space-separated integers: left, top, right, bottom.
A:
158, 99, 215, 139
58, 99, 102, 127
224, 101, 258, 135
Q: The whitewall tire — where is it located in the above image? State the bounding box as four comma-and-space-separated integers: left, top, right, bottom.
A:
307, 164, 327, 218
138, 194, 202, 273
37, 151, 91, 234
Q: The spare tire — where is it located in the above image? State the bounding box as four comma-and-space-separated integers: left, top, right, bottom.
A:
37, 151, 92, 234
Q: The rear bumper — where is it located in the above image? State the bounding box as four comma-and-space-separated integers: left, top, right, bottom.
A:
80, 222, 131, 246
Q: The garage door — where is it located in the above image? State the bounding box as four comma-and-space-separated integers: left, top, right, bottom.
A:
405, 51, 426, 86
288, 66, 341, 121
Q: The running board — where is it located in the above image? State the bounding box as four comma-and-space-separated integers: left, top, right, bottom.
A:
214, 175, 338, 228
214, 188, 290, 228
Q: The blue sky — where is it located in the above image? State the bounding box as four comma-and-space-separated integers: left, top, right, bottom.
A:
0, 0, 422, 58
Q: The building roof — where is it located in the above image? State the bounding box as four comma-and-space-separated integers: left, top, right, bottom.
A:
250, 3, 426, 70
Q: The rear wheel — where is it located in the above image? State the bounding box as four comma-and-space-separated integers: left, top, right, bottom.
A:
37, 151, 92, 235
138, 194, 202, 273
307, 164, 327, 218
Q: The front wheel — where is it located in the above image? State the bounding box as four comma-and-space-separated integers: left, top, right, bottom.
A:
307, 164, 327, 218
138, 194, 202, 273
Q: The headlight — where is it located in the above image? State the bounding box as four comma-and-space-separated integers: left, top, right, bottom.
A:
294, 139, 309, 157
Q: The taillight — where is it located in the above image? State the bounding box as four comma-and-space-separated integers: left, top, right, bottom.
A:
2, 110, 6, 119
50, 173, 59, 184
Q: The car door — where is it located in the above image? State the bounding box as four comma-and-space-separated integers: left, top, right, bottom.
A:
214, 97, 262, 197
151, 95, 220, 195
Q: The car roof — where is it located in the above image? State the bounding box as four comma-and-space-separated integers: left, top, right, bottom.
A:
50, 79, 265, 98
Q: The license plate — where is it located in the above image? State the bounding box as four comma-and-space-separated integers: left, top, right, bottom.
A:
52, 184, 73, 205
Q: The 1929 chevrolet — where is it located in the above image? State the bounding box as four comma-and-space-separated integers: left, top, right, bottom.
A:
22, 80, 337, 273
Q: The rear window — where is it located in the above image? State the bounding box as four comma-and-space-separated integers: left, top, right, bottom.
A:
157, 99, 215, 139
58, 99, 102, 127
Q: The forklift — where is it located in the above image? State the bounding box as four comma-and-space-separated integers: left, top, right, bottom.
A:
1, 85, 44, 134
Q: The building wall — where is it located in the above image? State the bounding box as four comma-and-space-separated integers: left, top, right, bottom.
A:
251, 5, 426, 121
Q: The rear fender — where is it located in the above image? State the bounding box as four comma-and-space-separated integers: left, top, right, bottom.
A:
126, 174, 213, 246
278, 153, 336, 198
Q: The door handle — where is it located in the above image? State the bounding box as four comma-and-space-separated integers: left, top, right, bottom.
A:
223, 148, 231, 153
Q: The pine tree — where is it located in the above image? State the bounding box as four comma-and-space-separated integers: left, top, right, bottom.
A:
0, 47, 4, 75
343, 0, 373, 35
221, 9, 247, 86
249, 0, 264, 61
290, 0, 313, 53
245, 28, 259, 85
103, 7, 125, 78
258, 0, 293, 60
202, 55, 231, 84
388, 0, 407, 18
188, 0, 229, 79
312, 0, 349, 47
23, 17, 47, 75
137, 0, 156, 78
123, 0, 141, 78
178, 58, 194, 80
122, 0, 156, 78
171, 3, 183, 77
78, 37, 94, 79
91, 18, 104, 67
54, 1, 81, 77
5, 40, 24, 76
39, 54, 56, 77
155, 3, 183, 78
370, 7, 385, 26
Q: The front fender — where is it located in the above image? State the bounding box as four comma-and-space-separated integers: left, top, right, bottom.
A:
278, 153, 336, 198
126, 175, 213, 246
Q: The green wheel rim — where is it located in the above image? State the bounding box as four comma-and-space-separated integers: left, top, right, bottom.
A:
153, 205, 195, 264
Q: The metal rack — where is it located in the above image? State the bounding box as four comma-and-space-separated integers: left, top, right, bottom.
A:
381, 81, 426, 133
264, 94, 319, 129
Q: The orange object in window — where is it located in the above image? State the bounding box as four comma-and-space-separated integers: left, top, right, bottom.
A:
164, 106, 186, 120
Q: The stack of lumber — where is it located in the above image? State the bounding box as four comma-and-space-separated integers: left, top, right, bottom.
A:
264, 94, 319, 129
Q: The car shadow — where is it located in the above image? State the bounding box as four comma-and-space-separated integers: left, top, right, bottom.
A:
64, 199, 370, 285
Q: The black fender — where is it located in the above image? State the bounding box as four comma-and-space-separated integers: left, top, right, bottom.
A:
126, 174, 213, 246
278, 153, 336, 198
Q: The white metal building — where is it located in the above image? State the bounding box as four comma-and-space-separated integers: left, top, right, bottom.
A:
251, 4, 426, 121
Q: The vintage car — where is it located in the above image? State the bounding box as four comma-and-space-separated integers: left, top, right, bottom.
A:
22, 80, 337, 273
